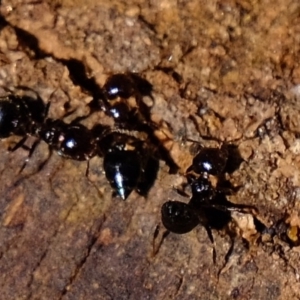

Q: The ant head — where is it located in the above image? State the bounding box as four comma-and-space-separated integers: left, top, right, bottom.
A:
38, 119, 65, 146
0, 98, 23, 138
190, 146, 228, 176
103, 74, 135, 100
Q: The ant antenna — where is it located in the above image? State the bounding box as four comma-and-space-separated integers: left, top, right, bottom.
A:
152, 224, 170, 257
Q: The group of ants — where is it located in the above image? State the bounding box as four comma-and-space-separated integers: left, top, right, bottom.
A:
0, 72, 297, 262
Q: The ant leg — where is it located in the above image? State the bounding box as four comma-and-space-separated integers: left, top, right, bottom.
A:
204, 225, 217, 264
61, 108, 77, 119
44, 101, 51, 118
85, 160, 90, 177
205, 203, 258, 216
217, 234, 235, 277
153, 66, 183, 84
152, 224, 160, 256
224, 235, 235, 264
186, 137, 202, 144
8, 136, 28, 152
69, 114, 90, 124
7, 137, 40, 173
171, 180, 191, 198
136, 156, 159, 197
36, 147, 53, 172
173, 187, 190, 198
18, 139, 41, 173
152, 224, 170, 257
223, 205, 258, 216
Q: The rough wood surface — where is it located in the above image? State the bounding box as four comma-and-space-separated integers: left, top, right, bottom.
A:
0, 1, 300, 299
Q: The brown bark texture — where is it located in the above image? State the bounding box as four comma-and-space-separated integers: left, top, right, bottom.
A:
0, 0, 300, 299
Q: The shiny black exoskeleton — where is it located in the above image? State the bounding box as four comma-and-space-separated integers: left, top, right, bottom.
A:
161, 175, 233, 235
37, 119, 97, 161
0, 86, 161, 200
161, 199, 233, 235
38, 120, 156, 200
159, 177, 264, 266
187, 145, 229, 176
38, 120, 154, 200
162, 142, 236, 234
0, 92, 99, 162
39, 120, 157, 199
160, 146, 259, 245
161, 201, 199, 234
0, 92, 105, 177
102, 73, 153, 128
103, 73, 136, 100
100, 73, 178, 196
103, 73, 152, 101
0, 93, 47, 138
187, 174, 216, 204
97, 131, 158, 200
0, 94, 155, 198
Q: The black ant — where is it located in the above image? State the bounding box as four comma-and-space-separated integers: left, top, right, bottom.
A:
37, 118, 159, 200
0, 72, 178, 201
98, 73, 176, 198
38, 121, 159, 200
101, 73, 179, 173
0, 88, 100, 159
0, 90, 100, 171
96, 130, 159, 200
161, 174, 255, 236
37, 119, 98, 161
160, 144, 229, 236
156, 145, 263, 261
101, 73, 156, 135
0, 86, 160, 200
0, 92, 47, 140
186, 144, 229, 176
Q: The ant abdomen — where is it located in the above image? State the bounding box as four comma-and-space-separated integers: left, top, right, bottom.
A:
0, 98, 26, 138
103, 150, 142, 200
161, 201, 199, 234
0, 92, 48, 139
98, 132, 147, 200
0, 96, 33, 138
